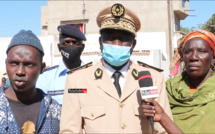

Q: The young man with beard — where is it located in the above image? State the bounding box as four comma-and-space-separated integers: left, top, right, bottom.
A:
36, 25, 86, 104
60, 3, 172, 133
0, 30, 61, 134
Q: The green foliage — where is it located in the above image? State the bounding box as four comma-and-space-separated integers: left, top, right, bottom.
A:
202, 14, 215, 34
180, 24, 203, 33
180, 26, 189, 33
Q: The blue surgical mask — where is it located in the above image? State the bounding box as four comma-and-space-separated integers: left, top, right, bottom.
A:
102, 43, 131, 67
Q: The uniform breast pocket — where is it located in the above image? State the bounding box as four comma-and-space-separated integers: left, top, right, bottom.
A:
81, 106, 106, 121
81, 106, 106, 131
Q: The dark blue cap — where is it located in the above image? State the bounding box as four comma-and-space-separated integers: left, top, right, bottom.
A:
6, 30, 44, 56
57, 25, 86, 41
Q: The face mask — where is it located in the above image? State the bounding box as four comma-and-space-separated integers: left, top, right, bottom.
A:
60, 45, 82, 69
102, 43, 131, 67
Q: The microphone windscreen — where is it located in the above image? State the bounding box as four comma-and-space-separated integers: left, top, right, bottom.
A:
138, 71, 153, 87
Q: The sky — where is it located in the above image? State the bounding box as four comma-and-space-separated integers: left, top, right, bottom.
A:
0, 1, 214, 37
0, 1, 47, 37
181, 1, 215, 29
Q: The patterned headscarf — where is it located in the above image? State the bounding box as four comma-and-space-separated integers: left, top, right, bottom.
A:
170, 30, 215, 75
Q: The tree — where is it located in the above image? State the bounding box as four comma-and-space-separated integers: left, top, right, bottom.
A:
180, 24, 203, 33
180, 26, 189, 33
202, 14, 215, 34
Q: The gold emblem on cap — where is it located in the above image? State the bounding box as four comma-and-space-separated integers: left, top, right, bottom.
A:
101, 17, 136, 36
111, 3, 125, 17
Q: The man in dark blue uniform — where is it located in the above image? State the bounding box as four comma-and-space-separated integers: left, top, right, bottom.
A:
36, 25, 86, 104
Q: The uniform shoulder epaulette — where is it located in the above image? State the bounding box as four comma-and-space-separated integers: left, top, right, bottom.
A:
67, 62, 93, 74
137, 61, 163, 72
44, 65, 59, 71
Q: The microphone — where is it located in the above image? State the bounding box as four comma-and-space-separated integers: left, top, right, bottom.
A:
138, 71, 159, 134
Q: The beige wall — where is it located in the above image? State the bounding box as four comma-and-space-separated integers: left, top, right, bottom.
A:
41, 1, 189, 75
41, 1, 189, 50
0, 35, 62, 77
41, 6, 48, 35
42, 1, 172, 35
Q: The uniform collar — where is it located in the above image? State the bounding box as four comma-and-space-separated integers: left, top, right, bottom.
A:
58, 60, 84, 77
57, 61, 68, 77
102, 59, 129, 79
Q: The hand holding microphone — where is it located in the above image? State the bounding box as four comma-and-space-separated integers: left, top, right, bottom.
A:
142, 98, 165, 122
138, 71, 158, 134
139, 71, 184, 134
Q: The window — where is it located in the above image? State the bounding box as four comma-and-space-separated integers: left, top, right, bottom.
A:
182, 0, 185, 7
68, 24, 86, 34
61, 20, 88, 34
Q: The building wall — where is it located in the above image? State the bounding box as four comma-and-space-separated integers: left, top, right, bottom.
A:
39, 0, 189, 77
41, 1, 171, 35
0, 37, 10, 79
0, 36, 61, 79
0, 1, 189, 82
41, 1, 188, 54
0, 36, 169, 80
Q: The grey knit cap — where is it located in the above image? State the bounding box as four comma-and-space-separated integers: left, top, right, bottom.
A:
6, 30, 44, 56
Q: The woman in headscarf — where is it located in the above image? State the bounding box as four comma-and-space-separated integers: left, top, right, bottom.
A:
142, 30, 215, 133
167, 30, 215, 133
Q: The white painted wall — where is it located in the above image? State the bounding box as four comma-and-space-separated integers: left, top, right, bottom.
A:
0, 31, 170, 80
0, 37, 10, 79
0, 35, 61, 79
135, 32, 167, 57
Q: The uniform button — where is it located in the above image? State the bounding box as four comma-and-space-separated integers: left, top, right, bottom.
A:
119, 103, 124, 108
91, 113, 94, 117
121, 123, 126, 129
